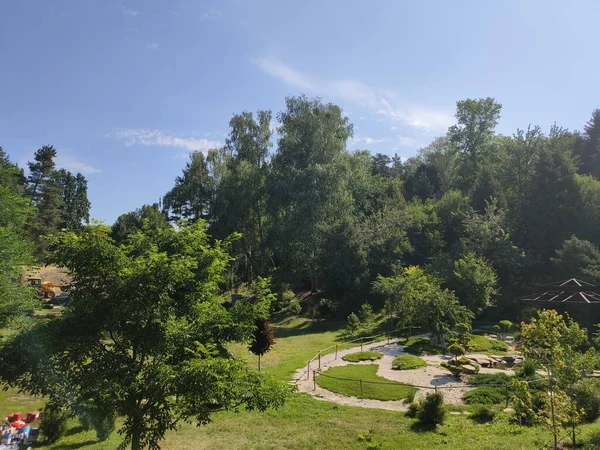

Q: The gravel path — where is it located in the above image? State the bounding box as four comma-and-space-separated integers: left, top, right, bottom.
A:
293, 339, 514, 411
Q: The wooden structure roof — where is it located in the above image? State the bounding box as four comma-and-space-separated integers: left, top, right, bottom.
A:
518, 278, 600, 304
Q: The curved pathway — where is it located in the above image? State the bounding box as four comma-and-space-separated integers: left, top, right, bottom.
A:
293, 339, 514, 411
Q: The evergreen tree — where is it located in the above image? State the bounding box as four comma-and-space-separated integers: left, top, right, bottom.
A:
574, 109, 600, 178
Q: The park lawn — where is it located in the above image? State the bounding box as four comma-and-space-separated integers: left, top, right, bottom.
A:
6, 315, 600, 449
32, 394, 600, 450
342, 351, 383, 362
398, 337, 444, 355
316, 364, 416, 401
228, 316, 355, 379
392, 355, 427, 370
468, 335, 509, 355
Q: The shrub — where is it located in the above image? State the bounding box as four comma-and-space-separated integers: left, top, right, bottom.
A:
398, 337, 444, 356
457, 356, 471, 365
288, 299, 302, 315
441, 361, 463, 377
571, 378, 600, 422
347, 312, 361, 333
40, 405, 69, 444
468, 373, 511, 386
448, 343, 465, 360
319, 298, 337, 316
513, 330, 521, 342
498, 320, 514, 333
417, 392, 445, 426
42, 303, 54, 309
359, 303, 374, 322
392, 355, 427, 370
463, 387, 506, 405
470, 405, 497, 423
406, 402, 420, 418
515, 360, 537, 379
343, 351, 383, 362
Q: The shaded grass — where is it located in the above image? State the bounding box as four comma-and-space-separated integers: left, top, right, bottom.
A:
392, 355, 427, 370
316, 364, 415, 401
342, 351, 383, 362
397, 337, 444, 356
468, 335, 509, 355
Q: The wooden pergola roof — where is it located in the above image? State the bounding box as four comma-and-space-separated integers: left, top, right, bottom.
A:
518, 278, 600, 304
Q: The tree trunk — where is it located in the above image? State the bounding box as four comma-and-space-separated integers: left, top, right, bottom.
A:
131, 426, 141, 450
258, 354, 261, 372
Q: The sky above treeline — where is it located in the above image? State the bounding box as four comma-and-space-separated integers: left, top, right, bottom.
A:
1, 0, 599, 223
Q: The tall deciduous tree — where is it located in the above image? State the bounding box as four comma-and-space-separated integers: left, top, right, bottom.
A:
0, 222, 288, 450
451, 252, 498, 314
448, 98, 502, 193
267, 96, 354, 291
211, 110, 272, 279
373, 266, 472, 344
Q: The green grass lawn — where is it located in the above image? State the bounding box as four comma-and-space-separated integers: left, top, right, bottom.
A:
316, 364, 416, 401
468, 335, 509, 355
392, 355, 427, 370
397, 337, 444, 355
6, 314, 600, 449
342, 351, 383, 362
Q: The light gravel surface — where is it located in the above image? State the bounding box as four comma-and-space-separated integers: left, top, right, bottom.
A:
293, 339, 514, 411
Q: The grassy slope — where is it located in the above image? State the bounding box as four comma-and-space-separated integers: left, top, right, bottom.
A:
5, 315, 600, 449
316, 364, 415, 401
342, 351, 383, 362
468, 335, 509, 355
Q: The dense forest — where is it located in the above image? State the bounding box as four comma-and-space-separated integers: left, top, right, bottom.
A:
110, 96, 600, 319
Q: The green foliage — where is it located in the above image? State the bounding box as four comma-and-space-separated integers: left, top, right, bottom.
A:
451, 252, 498, 314
406, 402, 420, 418
515, 360, 538, 379
398, 337, 445, 356
470, 405, 497, 423
552, 236, 600, 282
448, 343, 465, 360
374, 266, 472, 344
441, 361, 464, 378
570, 378, 600, 422
316, 365, 416, 401
392, 355, 427, 370
359, 302, 374, 322
468, 373, 511, 386
463, 387, 506, 405
343, 351, 383, 362
347, 312, 361, 333
40, 404, 69, 444
416, 392, 446, 426
0, 222, 289, 450
111, 203, 168, 244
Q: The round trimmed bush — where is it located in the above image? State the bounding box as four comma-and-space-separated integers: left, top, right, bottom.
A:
470, 405, 496, 423
392, 355, 427, 370
463, 387, 506, 405
342, 351, 383, 362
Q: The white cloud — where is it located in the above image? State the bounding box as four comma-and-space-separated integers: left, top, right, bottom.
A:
56, 157, 101, 174
145, 43, 158, 50
113, 129, 221, 152
390, 126, 398, 130
202, 8, 222, 19
252, 57, 315, 91
121, 6, 138, 16
349, 136, 387, 147
397, 135, 418, 146
253, 57, 453, 132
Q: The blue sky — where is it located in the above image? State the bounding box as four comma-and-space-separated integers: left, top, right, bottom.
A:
1, 0, 599, 223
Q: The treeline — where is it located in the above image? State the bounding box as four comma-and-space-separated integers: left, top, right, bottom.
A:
113, 96, 600, 316
0, 145, 91, 323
